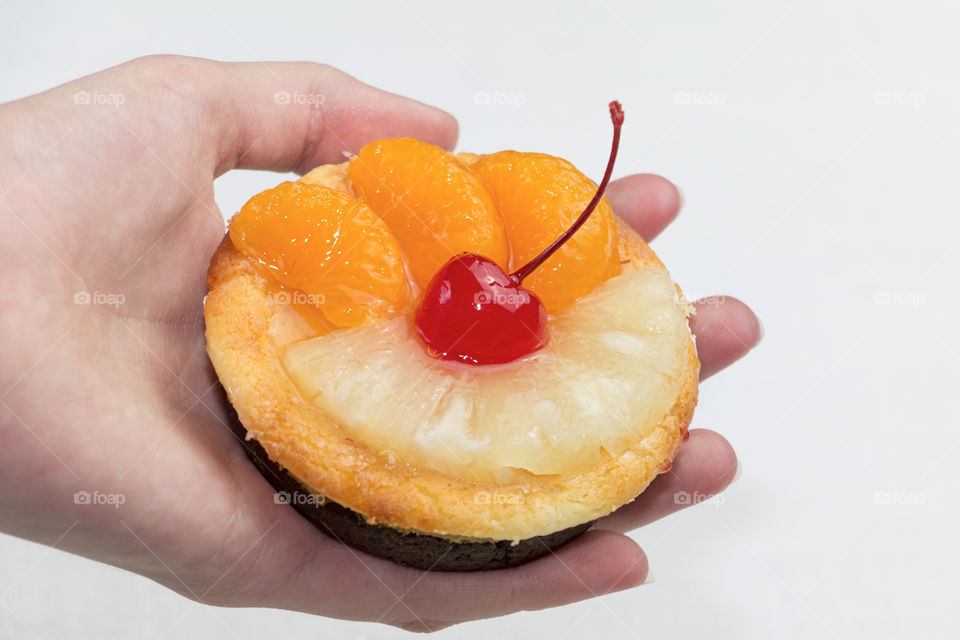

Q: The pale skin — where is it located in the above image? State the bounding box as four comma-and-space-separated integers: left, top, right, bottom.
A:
0, 56, 762, 632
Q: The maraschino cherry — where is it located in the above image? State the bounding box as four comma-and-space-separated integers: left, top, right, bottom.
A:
415, 101, 625, 365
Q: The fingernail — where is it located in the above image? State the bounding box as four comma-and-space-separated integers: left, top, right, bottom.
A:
731, 460, 742, 485
643, 568, 656, 585
676, 187, 685, 214
756, 317, 765, 344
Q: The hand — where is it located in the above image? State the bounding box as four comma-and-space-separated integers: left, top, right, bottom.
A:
0, 56, 762, 632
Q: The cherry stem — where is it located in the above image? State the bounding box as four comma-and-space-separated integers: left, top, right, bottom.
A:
510, 101, 625, 285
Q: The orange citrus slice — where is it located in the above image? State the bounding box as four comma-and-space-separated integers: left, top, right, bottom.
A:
471, 151, 621, 312
229, 181, 409, 328
349, 138, 510, 289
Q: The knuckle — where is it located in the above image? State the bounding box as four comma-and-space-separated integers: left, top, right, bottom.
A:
125, 55, 221, 95
127, 54, 193, 75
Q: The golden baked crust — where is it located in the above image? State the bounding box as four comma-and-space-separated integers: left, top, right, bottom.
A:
205, 161, 699, 542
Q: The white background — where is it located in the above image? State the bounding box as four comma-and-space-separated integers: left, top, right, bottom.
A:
2, 1, 957, 638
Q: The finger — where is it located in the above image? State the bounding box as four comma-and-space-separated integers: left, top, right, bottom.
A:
605, 173, 683, 241
690, 295, 763, 380
594, 429, 739, 533
134, 56, 459, 175
216, 61, 459, 174
257, 521, 649, 630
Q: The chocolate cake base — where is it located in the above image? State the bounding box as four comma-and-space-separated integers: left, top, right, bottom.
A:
225, 403, 594, 571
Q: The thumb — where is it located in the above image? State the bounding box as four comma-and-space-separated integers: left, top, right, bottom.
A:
192, 58, 458, 175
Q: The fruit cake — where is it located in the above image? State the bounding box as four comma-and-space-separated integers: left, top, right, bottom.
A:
204, 103, 699, 570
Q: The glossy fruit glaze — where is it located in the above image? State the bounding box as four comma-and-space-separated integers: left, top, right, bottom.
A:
414, 102, 624, 364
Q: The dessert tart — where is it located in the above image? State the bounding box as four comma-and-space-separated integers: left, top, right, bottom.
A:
204, 103, 699, 571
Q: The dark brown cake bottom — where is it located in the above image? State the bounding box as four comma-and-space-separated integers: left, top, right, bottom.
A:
225, 403, 594, 571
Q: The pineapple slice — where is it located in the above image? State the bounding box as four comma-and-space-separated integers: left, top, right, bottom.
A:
282, 266, 690, 480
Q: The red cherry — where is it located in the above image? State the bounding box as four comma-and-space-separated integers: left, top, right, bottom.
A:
415, 101, 625, 366
415, 254, 548, 365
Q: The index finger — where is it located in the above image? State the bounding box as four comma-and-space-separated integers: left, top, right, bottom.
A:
132, 56, 460, 175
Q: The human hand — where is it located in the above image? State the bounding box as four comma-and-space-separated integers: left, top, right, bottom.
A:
0, 55, 761, 632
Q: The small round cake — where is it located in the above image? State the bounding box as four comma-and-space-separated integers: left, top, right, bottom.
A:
204, 120, 699, 571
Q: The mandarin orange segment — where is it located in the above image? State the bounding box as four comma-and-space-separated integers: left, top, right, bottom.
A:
348, 138, 509, 289
229, 181, 409, 328
471, 151, 621, 312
